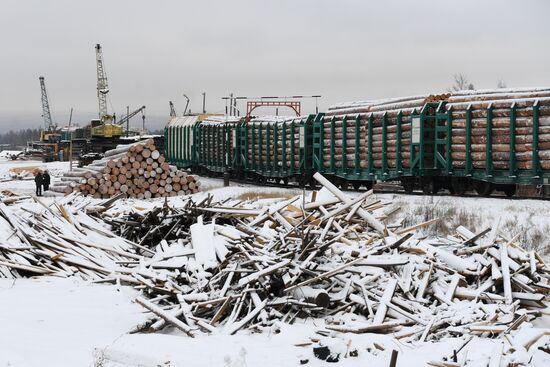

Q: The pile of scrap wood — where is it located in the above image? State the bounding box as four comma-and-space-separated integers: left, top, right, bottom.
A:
51, 139, 201, 198
0, 173, 548, 361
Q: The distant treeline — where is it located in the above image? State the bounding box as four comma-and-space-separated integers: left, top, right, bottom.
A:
0, 128, 165, 150
0, 129, 41, 148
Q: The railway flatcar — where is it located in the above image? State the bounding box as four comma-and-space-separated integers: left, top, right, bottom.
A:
165, 87, 550, 198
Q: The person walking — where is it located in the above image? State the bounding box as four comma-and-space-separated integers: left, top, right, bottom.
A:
42, 170, 51, 192
34, 171, 43, 196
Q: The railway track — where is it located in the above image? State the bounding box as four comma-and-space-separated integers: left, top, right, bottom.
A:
199, 169, 550, 201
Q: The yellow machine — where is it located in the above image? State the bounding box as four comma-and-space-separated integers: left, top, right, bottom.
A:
91, 122, 123, 138
40, 130, 62, 143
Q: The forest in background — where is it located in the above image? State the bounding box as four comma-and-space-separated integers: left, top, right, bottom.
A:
0, 129, 41, 148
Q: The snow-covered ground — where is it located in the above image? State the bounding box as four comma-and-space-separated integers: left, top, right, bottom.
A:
0, 278, 548, 367
0, 278, 145, 367
0, 159, 69, 196
1, 159, 550, 366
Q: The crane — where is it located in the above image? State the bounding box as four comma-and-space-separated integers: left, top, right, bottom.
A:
169, 101, 177, 117
37, 76, 64, 160
183, 94, 190, 115
95, 44, 112, 123
116, 105, 146, 127
39, 76, 56, 132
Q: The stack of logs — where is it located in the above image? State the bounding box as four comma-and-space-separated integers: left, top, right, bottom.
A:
447, 90, 550, 170
198, 117, 302, 171
248, 117, 301, 170
323, 88, 550, 171
323, 95, 436, 169
52, 139, 201, 198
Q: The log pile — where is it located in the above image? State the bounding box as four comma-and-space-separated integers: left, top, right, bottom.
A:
199, 117, 302, 171
1, 173, 548, 360
51, 139, 201, 198
447, 90, 550, 170
322, 88, 550, 172
197, 118, 240, 170
322, 95, 434, 170
248, 117, 302, 170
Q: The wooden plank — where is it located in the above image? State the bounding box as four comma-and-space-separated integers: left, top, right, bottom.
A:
373, 278, 397, 324
135, 296, 194, 337
500, 243, 513, 304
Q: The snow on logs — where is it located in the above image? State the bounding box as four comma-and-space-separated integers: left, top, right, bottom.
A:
322, 88, 550, 172
54, 139, 201, 198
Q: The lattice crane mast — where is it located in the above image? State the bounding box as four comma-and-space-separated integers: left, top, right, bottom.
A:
95, 43, 112, 123
39, 76, 56, 132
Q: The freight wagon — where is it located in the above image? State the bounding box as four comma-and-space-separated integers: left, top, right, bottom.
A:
165, 88, 550, 198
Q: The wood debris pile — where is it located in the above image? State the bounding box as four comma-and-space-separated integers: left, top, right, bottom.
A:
0, 173, 549, 360
51, 139, 201, 198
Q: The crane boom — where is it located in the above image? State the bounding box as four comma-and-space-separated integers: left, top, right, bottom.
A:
116, 105, 146, 126
39, 76, 56, 131
95, 44, 110, 121
169, 101, 177, 117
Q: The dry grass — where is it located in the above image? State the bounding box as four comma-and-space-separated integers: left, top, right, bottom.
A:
236, 190, 298, 201
501, 215, 550, 255
396, 198, 482, 237
392, 197, 550, 256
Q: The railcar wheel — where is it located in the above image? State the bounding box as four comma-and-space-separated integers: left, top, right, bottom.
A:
451, 177, 468, 196
339, 179, 349, 191
281, 177, 289, 186
421, 178, 435, 195
473, 180, 493, 197
364, 181, 374, 190
503, 185, 516, 198
433, 182, 442, 195
352, 182, 361, 191
402, 180, 414, 194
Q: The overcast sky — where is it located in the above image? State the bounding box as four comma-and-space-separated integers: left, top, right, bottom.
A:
1, 0, 549, 131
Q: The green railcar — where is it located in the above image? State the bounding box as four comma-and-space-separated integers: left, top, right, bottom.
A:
195, 119, 240, 174
163, 92, 550, 197
236, 115, 315, 184
164, 116, 198, 169
313, 99, 550, 195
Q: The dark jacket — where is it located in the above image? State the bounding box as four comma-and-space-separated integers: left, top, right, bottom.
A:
43, 173, 51, 185
34, 174, 43, 185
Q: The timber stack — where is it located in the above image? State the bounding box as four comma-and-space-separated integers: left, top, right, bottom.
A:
51, 139, 201, 198
199, 116, 303, 172
248, 117, 302, 170
447, 89, 550, 170
323, 88, 550, 172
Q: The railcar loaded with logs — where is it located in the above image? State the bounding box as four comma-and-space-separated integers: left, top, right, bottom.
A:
165, 87, 550, 198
